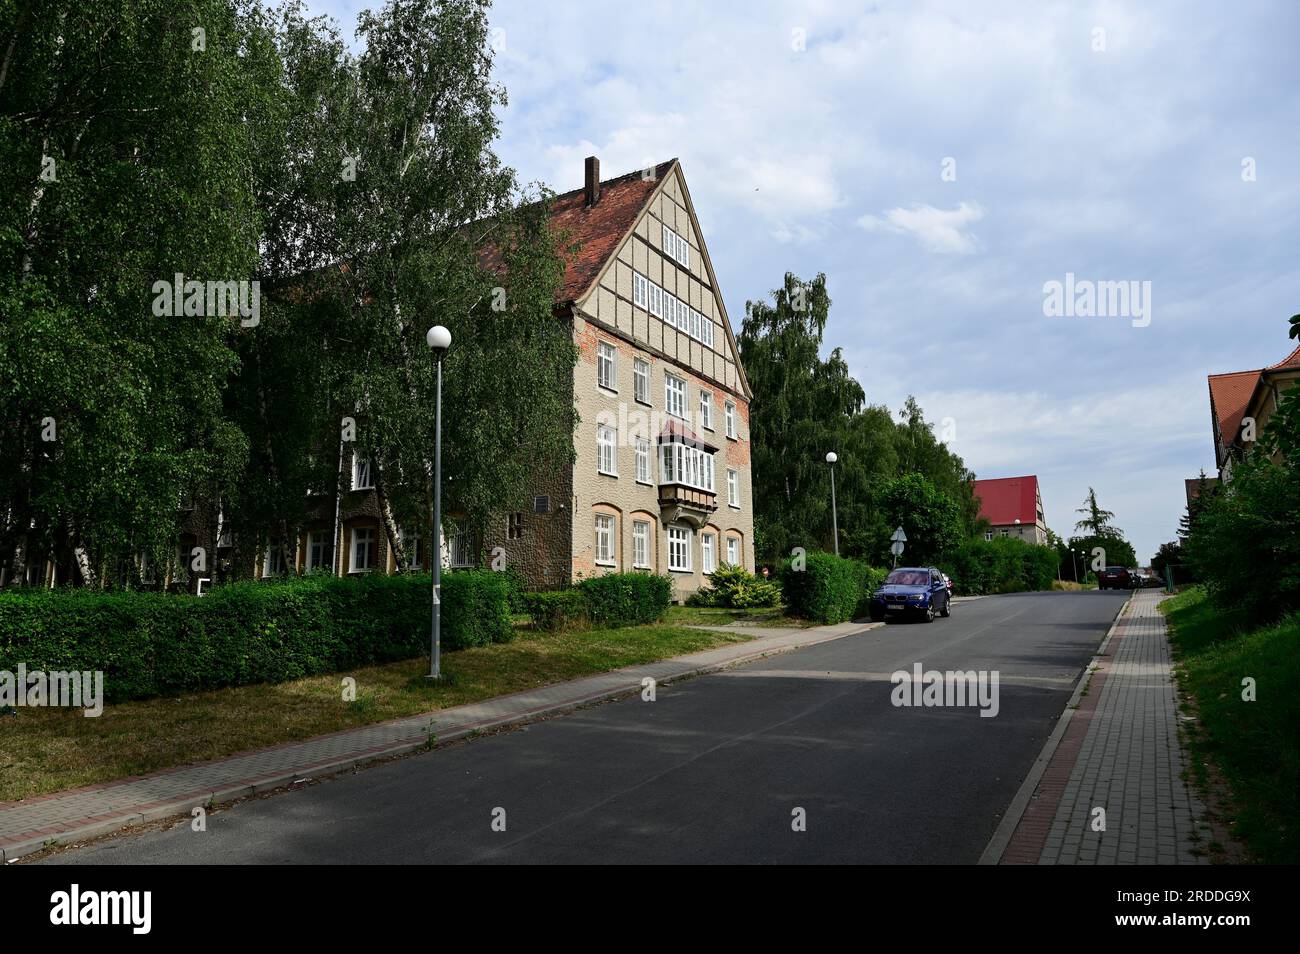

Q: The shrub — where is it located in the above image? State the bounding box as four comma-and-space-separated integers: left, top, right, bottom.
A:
781, 551, 865, 623
0, 571, 510, 703
1187, 454, 1300, 623
439, 571, 514, 648
853, 565, 890, 620
693, 564, 782, 609
946, 537, 1057, 595
579, 572, 672, 627
523, 589, 588, 631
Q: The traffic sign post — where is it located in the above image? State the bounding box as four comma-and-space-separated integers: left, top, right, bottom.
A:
890, 527, 906, 567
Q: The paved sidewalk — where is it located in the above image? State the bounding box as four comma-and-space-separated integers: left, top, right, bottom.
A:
0, 619, 874, 862
999, 590, 1211, 864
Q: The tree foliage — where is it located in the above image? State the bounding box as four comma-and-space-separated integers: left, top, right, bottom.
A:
739, 272, 978, 566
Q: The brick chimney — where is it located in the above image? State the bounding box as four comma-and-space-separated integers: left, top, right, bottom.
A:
584, 155, 600, 206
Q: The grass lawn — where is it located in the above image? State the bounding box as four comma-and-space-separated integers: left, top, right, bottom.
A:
0, 623, 749, 804
663, 604, 815, 628
1162, 586, 1300, 863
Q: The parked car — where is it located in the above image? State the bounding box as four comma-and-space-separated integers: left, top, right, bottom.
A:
943, 573, 953, 593
868, 566, 952, 623
1096, 566, 1132, 590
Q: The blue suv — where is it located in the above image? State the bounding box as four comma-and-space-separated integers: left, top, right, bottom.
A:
867, 566, 952, 623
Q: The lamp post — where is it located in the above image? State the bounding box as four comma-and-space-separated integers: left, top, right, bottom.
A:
426, 325, 451, 680
825, 451, 839, 556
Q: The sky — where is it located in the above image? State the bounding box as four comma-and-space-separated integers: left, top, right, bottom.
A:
308, 0, 1300, 563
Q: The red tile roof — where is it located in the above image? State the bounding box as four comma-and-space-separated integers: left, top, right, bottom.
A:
1207, 369, 1262, 452
548, 160, 677, 303
972, 476, 1040, 527
1267, 343, 1300, 371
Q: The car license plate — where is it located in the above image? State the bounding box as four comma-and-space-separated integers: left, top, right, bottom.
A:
887, 603, 904, 610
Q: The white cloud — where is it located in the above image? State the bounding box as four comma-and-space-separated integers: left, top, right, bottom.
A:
857, 202, 986, 254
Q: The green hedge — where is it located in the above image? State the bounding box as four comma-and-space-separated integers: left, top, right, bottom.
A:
579, 572, 672, 626
523, 590, 588, 631
0, 571, 510, 703
781, 551, 866, 624
946, 537, 1058, 595
853, 565, 890, 620
689, 564, 782, 608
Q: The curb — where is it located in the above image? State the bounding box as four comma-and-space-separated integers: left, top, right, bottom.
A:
976, 594, 1133, 866
3, 620, 879, 863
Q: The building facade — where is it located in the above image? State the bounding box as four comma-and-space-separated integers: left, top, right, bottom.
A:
1207, 344, 1300, 483
971, 475, 1048, 545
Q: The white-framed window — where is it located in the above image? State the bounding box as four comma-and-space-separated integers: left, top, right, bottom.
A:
352, 455, 374, 490
595, 513, 616, 566
632, 269, 713, 350
699, 390, 713, 430
725, 401, 737, 438
728, 468, 740, 507
636, 438, 651, 483
306, 532, 333, 573
398, 527, 421, 569
597, 424, 618, 476
508, 512, 524, 539
663, 224, 690, 267
263, 539, 286, 577
351, 527, 376, 573
665, 374, 686, 419
633, 358, 650, 404
726, 536, 740, 567
597, 340, 616, 391
984, 530, 994, 541
702, 533, 716, 573
668, 525, 692, 572
659, 443, 715, 492
633, 520, 650, 569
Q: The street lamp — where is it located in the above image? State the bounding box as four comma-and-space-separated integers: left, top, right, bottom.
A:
825, 451, 839, 556
426, 325, 451, 680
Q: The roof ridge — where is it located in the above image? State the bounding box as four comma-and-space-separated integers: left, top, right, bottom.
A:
550, 158, 678, 201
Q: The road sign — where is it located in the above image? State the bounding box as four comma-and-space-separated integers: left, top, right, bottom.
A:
890, 540, 905, 556
891, 527, 907, 543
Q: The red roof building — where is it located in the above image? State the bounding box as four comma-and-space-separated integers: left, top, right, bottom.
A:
1206, 343, 1300, 482
971, 475, 1048, 545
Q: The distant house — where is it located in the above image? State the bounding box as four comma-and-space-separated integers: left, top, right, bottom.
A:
1207, 344, 1300, 482
971, 475, 1048, 545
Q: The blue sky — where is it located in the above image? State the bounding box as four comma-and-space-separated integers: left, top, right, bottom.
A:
309, 0, 1300, 562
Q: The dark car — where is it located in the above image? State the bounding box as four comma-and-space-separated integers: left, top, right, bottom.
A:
1096, 566, 1132, 590
868, 566, 951, 623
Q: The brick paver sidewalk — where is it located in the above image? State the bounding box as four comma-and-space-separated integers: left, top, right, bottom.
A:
1000, 590, 1211, 864
0, 619, 872, 862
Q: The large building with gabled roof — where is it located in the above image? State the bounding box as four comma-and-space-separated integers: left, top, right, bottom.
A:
475, 156, 755, 598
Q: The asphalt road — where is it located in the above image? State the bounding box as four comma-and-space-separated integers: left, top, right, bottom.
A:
46, 589, 1128, 865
